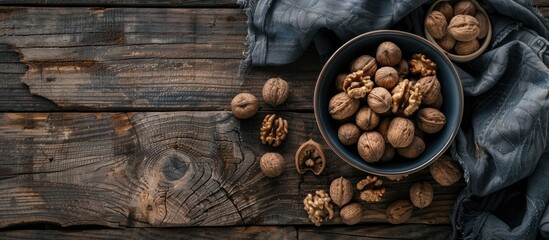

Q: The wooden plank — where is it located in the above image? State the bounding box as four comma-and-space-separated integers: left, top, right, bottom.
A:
0, 112, 463, 227
0, 0, 236, 7
0, 7, 321, 111
0, 226, 297, 240
298, 224, 451, 240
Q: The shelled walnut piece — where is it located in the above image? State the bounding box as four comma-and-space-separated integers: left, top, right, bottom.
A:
295, 139, 326, 175
343, 70, 374, 99
409, 53, 437, 77
357, 176, 385, 202
303, 190, 334, 226
260, 114, 288, 147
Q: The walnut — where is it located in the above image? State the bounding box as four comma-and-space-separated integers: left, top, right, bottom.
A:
230, 93, 259, 119
343, 70, 374, 99
262, 77, 289, 107
387, 117, 415, 148
350, 55, 377, 77
340, 203, 363, 225
335, 73, 348, 92
295, 139, 326, 175
454, 0, 476, 16
380, 143, 396, 162
367, 87, 393, 114
376, 41, 402, 67
409, 181, 433, 209
409, 53, 437, 77
329, 177, 353, 207
397, 136, 425, 159
337, 123, 361, 146
357, 131, 385, 163
396, 59, 409, 76
417, 75, 441, 105
436, 33, 456, 52
455, 39, 480, 55
259, 152, 285, 177
391, 80, 423, 116
429, 92, 444, 109
386, 200, 413, 224
434, 1, 453, 22
303, 190, 334, 226
425, 11, 448, 39
430, 154, 462, 186
375, 67, 399, 89
260, 114, 288, 147
416, 108, 446, 134
357, 176, 385, 202
355, 107, 380, 130
329, 92, 360, 120
448, 15, 479, 42
475, 11, 489, 39
377, 118, 391, 142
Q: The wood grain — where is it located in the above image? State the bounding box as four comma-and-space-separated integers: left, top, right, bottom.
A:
299, 224, 452, 240
0, 0, 237, 7
0, 112, 463, 228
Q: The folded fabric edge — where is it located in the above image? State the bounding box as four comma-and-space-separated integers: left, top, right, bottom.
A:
237, 0, 257, 76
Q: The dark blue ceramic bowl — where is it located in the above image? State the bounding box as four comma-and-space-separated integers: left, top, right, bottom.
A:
314, 30, 463, 176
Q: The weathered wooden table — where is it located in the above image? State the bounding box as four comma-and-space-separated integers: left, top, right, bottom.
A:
0, 1, 546, 239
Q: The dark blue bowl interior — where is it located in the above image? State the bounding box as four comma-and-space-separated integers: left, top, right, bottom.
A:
314, 30, 463, 176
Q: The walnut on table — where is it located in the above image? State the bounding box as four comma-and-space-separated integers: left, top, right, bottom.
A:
303, 190, 334, 226
356, 175, 386, 202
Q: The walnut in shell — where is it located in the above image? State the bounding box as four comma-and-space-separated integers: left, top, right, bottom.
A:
303, 190, 334, 226
475, 11, 489, 39
425, 11, 448, 39
380, 144, 396, 162
430, 154, 462, 186
260, 114, 288, 147
357, 131, 385, 163
335, 73, 348, 92
455, 39, 480, 55
386, 200, 413, 224
436, 33, 456, 52
329, 92, 360, 120
416, 108, 446, 134
329, 177, 353, 207
262, 77, 289, 107
231, 93, 259, 119
377, 118, 391, 142
396, 59, 409, 76
343, 70, 374, 99
417, 75, 441, 105
375, 66, 399, 89
454, 0, 476, 16
448, 14, 479, 42
340, 203, 363, 225
357, 176, 385, 202
376, 41, 402, 67
434, 1, 453, 22
295, 139, 326, 175
397, 136, 425, 159
409, 53, 437, 77
387, 117, 415, 148
355, 107, 380, 131
337, 123, 361, 146
367, 87, 393, 114
409, 181, 433, 209
259, 152, 285, 177
350, 55, 377, 77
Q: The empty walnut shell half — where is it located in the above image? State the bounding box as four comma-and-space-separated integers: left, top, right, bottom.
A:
260, 114, 289, 147
295, 139, 326, 175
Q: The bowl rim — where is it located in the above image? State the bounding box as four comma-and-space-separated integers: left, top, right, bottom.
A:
314, 29, 464, 176
424, 0, 492, 62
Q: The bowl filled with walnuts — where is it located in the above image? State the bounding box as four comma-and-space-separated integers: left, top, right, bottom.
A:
424, 0, 492, 62
314, 30, 463, 176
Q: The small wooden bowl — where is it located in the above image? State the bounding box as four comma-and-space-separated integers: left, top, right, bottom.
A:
424, 0, 492, 62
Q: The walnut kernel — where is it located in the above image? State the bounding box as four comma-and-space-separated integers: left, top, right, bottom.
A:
303, 190, 334, 226
259, 152, 285, 177
343, 70, 374, 99
295, 139, 326, 175
409, 53, 437, 77
260, 114, 288, 147
357, 176, 385, 202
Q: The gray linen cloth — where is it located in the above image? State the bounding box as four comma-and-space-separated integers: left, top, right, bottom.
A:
239, 0, 549, 239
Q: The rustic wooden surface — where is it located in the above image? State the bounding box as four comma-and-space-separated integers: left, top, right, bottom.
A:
0, 0, 546, 239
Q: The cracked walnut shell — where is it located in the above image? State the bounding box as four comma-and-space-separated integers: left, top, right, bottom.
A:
357, 175, 385, 202
262, 77, 289, 107
260, 114, 288, 147
295, 139, 326, 175
391, 80, 423, 116
343, 70, 374, 99
330, 177, 353, 207
409, 53, 437, 77
303, 190, 334, 226
448, 15, 479, 42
